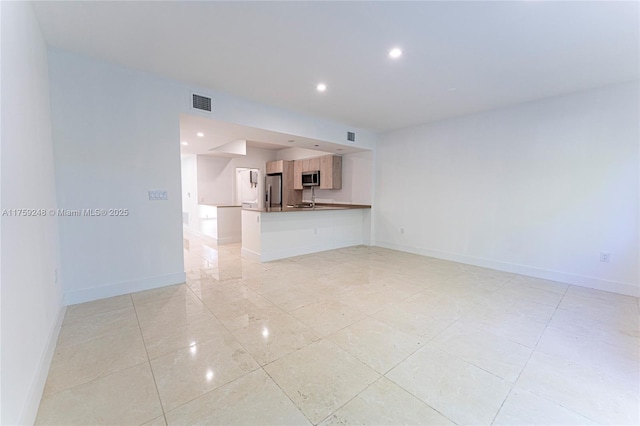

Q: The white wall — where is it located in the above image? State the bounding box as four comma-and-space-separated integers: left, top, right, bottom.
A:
180, 154, 198, 228
197, 155, 234, 204
375, 82, 640, 296
311, 150, 374, 205
0, 3, 65, 424
276, 147, 329, 161
49, 51, 187, 304
48, 48, 372, 305
196, 147, 277, 206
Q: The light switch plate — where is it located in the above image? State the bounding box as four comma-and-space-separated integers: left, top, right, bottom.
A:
148, 190, 168, 200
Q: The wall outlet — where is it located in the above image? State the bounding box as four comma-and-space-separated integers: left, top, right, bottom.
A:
600, 252, 611, 263
400, 227, 405, 234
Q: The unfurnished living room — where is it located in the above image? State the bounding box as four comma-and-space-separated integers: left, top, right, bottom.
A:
1, 1, 639, 425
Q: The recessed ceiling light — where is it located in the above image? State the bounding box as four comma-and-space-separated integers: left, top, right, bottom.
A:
288, 139, 295, 143
181, 141, 188, 146
316, 83, 327, 92
197, 132, 204, 137
389, 47, 403, 59
337, 148, 343, 151
314, 144, 320, 147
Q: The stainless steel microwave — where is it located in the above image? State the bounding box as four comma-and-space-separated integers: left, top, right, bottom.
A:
302, 171, 320, 187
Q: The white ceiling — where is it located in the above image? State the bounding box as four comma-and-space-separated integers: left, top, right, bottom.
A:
179, 113, 366, 156
33, 1, 639, 132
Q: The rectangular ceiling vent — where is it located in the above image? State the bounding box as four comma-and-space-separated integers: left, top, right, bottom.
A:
192, 94, 212, 112
347, 131, 356, 142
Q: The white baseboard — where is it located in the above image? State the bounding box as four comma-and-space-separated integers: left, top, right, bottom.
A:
20, 303, 66, 425
241, 247, 261, 262
374, 240, 639, 297
183, 226, 239, 246
64, 272, 187, 305
217, 236, 241, 245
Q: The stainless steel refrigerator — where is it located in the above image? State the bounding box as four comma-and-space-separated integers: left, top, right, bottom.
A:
265, 174, 282, 209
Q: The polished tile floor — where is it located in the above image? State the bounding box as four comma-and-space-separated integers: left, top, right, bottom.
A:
36, 233, 639, 425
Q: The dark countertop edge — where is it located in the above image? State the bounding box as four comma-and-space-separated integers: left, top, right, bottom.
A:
243, 203, 371, 213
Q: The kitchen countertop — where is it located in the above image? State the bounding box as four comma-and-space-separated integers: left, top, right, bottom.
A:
243, 203, 371, 213
198, 204, 242, 208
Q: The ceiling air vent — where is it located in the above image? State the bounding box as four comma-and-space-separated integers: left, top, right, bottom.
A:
192, 94, 212, 112
347, 131, 356, 142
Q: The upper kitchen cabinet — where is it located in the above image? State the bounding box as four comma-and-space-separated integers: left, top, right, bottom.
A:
266, 160, 284, 174
302, 157, 321, 173
320, 155, 342, 189
293, 155, 342, 190
293, 160, 303, 190
293, 157, 321, 190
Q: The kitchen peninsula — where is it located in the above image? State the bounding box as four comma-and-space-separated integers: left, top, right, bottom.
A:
241, 203, 371, 262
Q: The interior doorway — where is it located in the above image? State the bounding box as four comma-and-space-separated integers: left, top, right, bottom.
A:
235, 168, 260, 208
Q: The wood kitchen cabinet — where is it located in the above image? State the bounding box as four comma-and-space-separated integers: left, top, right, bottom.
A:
293, 155, 342, 190
303, 157, 320, 172
266, 160, 284, 174
293, 157, 320, 190
293, 160, 303, 190
320, 155, 342, 189
265, 160, 301, 206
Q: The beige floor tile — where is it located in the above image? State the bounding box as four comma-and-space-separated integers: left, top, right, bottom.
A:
386, 345, 512, 425
458, 306, 548, 347
264, 339, 379, 424
404, 290, 478, 321
230, 312, 320, 365
144, 317, 230, 360
517, 351, 639, 425
64, 294, 132, 323
131, 283, 190, 306
548, 307, 639, 350
260, 285, 329, 312
290, 300, 365, 336
206, 295, 286, 331
165, 369, 310, 425
328, 317, 424, 374
562, 284, 638, 309
185, 276, 227, 297
198, 281, 258, 305
321, 377, 454, 425
135, 291, 214, 340
476, 295, 557, 324
35, 363, 162, 426
509, 275, 568, 294
535, 326, 639, 387
44, 326, 147, 396
141, 416, 167, 426
431, 322, 532, 382
56, 306, 140, 348
494, 276, 567, 307
493, 387, 598, 425
150, 332, 259, 412
37, 236, 640, 426
338, 286, 410, 315
372, 300, 455, 340
558, 292, 639, 327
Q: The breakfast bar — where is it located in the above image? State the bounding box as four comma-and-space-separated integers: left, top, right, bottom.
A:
241, 204, 371, 262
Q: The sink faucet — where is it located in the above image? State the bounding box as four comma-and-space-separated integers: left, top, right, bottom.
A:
311, 186, 316, 208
